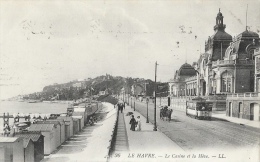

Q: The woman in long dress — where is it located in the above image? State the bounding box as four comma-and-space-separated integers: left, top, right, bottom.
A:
136, 116, 141, 131
129, 115, 136, 131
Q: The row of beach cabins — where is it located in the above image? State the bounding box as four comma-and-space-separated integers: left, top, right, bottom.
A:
0, 101, 101, 162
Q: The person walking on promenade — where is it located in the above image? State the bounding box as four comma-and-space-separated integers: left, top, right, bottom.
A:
129, 115, 136, 131
117, 100, 124, 113
136, 116, 141, 131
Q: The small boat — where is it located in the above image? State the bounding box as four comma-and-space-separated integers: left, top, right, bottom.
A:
28, 100, 41, 103
14, 121, 31, 128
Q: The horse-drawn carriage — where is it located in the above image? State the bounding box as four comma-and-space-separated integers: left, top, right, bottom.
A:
160, 105, 173, 121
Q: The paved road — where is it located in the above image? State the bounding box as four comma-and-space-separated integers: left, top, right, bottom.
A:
129, 101, 260, 151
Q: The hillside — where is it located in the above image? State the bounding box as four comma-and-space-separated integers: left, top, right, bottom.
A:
22, 75, 160, 101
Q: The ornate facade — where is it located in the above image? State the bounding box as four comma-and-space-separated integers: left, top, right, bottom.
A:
170, 10, 260, 115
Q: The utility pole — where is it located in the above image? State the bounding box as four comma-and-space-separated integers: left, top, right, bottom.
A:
154, 61, 158, 131
146, 98, 149, 123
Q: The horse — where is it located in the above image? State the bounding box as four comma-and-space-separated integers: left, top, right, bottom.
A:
160, 107, 173, 122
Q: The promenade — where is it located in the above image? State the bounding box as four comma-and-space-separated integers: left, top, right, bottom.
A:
42, 102, 117, 162
110, 105, 184, 162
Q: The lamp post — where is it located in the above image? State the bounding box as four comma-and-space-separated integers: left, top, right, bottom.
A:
154, 61, 158, 131
134, 97, 135, 111
131, 97, 132, 108
128, 93, 129, 105
160, 93, 161, 106
146, 98, 149, 123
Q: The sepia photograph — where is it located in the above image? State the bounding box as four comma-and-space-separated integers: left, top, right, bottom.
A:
0, 0, 260, 161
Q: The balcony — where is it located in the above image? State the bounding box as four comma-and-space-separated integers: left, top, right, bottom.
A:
227, 92, 259, 99
212, 59, 254, 67
212, 60, 235, 67
237, 59, 254, 65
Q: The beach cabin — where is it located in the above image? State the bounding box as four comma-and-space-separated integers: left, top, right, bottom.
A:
57, 116, 74, 139
28, 124, 58, 155
0, 137, 24, 162
36, 121, 61, 147
23, 138, 34, 162
72, 115, 84, 130
72, 117, 80, 134
47, 119, 66, 144
73, 107, 87, 126
15, 131, 44, 162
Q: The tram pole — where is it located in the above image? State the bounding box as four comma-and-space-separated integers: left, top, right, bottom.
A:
153, 61, 158, 131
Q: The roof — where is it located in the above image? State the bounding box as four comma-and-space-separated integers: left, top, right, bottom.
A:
238, 30, 259, 38
28, 124, 55, 132
0, 137, 20, 143
22, 138, 32, 148
72, 116, 83, 119
47, 119, 65, 124
178, 63, 196, 76
211, 30, 232, 40
36, 120, 61, 126
15, 131, 43, 142
57, 116, 73, 122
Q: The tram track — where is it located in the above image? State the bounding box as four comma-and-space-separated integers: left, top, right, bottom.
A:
176, 111, 260, 147
134, 101, 260, 150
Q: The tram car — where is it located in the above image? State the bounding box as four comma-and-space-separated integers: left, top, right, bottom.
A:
186, 97, 212, 120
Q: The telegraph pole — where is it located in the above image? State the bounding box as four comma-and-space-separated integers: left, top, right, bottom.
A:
153, 61, 158, 131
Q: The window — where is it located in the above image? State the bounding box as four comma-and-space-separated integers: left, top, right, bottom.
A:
213, 80, 217, 94
239, 102, 243, 113
221, 72, 232, 92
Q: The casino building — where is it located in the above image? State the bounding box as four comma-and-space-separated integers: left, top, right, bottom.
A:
169, 9, 260, 120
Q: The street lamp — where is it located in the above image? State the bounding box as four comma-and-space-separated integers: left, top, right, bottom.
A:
134, 97, 135, 111
146, 97, 149, 123
131, 97, 132, 108
154, 61, 158, 131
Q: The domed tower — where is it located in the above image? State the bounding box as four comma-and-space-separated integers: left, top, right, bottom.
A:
205, 9, 232, 61
178, 63, 197, 76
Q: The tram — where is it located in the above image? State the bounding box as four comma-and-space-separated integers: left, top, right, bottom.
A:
186, 97, 212, 120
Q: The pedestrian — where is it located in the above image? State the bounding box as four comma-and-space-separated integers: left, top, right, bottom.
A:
3, 124, 10, 137
136, 116, 141, 131
129, 115, 136, 131
117, 101, 124, 113
119, 103, 124, 113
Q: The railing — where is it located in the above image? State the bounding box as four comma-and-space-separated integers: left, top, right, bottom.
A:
107, 108, 119, 161
237, 60, 254, 65
185, 75, 197, 82
227, 92, 259, 98
212, 60, 235, 67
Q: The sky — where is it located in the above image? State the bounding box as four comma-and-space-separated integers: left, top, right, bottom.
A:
1, 0, 260, 99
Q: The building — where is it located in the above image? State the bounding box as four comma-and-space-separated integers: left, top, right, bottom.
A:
15, 131, 44, 162
28, 123, 59, 155
169, 63, 197, 97
170, 10, 259, 113
22, 138, 34, 162
226, 45, 260, 121
57, 116, 74, 140
36, 121, 62, 147
0, 137, 25, 162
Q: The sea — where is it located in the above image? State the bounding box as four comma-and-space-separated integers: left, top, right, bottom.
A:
0, 100, 71, 133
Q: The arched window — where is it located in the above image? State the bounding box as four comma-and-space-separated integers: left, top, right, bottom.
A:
221, 72, 232, 92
